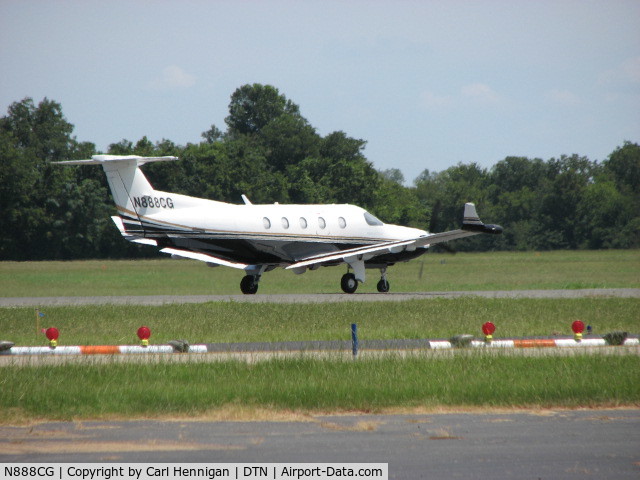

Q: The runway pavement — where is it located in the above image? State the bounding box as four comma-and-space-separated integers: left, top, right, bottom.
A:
2, 409, 639, 479
1, 288, 639, 306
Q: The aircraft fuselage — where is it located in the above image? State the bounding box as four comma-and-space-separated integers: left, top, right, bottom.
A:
123, 194, 428, 266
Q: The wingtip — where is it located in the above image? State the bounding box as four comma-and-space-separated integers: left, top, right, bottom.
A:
461, 203, 503, 235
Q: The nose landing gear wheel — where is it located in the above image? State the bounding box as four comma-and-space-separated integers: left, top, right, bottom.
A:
376, 278, 390, 293
340, 273, 358, 294
240, 275, 259, 294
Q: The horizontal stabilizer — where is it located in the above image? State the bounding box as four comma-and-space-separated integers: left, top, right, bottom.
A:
55, 155, 179, 166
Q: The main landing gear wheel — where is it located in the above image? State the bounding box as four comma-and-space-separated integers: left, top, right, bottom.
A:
340, 273, 358, 294
240, 275, 259, 294
376, 278, 390, 293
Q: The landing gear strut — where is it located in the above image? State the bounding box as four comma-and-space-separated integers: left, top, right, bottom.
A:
340, 272, 358, 294
377, 268, 390, 293
240, 275, 259, 294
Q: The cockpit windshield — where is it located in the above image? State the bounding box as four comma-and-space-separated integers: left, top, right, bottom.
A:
364, 211, 383, 226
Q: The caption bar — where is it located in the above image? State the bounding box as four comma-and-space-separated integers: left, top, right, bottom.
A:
1, 464, 388, 480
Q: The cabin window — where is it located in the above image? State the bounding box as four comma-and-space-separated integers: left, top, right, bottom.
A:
263, 217, 271, 229
299, 217, 308, 229
364, 212, 383, 226
318, 217, 326, 229
338, 217, 347, 229
281, 217, 289, 229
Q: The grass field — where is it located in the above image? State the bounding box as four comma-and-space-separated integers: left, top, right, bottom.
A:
1, 250, 638, 296
1, 354, 638, 423
1, 250, 638, 422
1, 298, 638, 345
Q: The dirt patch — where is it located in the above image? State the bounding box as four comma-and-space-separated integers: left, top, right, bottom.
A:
1, 405, 638, 426
317, 420, 382, 432
1, 440, 245, 456
428, 428, 462, 440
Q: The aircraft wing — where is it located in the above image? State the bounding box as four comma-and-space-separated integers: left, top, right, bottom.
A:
285, 239, 418, 271
160, 247, 251, 269
285, 203, 502, 278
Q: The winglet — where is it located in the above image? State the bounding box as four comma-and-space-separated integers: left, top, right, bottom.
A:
461, 203, 503, 235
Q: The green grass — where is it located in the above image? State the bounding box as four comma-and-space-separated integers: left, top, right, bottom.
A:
1, 298, 638, 346
1, 355, 638, 422
1, 250, 638, 296
1, 250, 638, 422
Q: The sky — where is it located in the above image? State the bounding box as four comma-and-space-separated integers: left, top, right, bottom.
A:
1, 0, 639, 183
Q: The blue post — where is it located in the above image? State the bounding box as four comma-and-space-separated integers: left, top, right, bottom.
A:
351, 323, 358, 358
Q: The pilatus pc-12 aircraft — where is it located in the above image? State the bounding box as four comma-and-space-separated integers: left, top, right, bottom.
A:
56, 155, 502, 294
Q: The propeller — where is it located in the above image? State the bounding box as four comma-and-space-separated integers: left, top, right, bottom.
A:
418, 200, 455, 280
428, 200, 457, 254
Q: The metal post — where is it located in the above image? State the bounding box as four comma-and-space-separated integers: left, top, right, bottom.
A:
351, 323, 358, 358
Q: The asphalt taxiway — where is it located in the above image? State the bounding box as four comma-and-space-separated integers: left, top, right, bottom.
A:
1, 288, 639, 307
2, 410, 639, 479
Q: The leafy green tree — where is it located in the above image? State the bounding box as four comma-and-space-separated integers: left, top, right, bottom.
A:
178, 139, 288, 204
225, 84, 300, 136
603, 141, 640, 196
0, 129, 38, 259
487, 157, 548, 250
286, 131, 381, 208
260, 112, 320, 172
596, 142, 640, 247
380, 168, 405, 185
2, 91, 638, 260
107, 139, 134, 155
374, 175, 424, 227
539, 154, 595, 249
416, 163, 489, 228
1, 97, 74, 161
0, 98, 110, 259
201, 124, 224, 144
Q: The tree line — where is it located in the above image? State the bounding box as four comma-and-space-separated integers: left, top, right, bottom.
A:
1, 84, 638, 261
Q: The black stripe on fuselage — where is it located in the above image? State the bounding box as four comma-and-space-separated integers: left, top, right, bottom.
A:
115, 213, 423, 265
117, 209, 393, 244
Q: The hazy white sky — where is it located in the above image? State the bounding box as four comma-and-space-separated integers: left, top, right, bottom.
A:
2, 0, 639, 182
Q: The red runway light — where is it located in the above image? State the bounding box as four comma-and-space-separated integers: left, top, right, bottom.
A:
571, 320, 585, 334
482, 322, 496, 336
45, 327, 59, 341
137, 326, 151, 340
137, 326, 151, 346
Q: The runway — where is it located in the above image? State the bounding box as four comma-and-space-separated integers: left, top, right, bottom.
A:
2, 409, 639, 479
1, 288, 639, 306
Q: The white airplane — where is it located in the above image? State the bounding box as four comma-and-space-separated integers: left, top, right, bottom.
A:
56, 155, 502, 294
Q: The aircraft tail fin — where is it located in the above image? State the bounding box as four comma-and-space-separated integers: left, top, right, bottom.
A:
55, 155, 178, 237
55, 155, 179, 235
